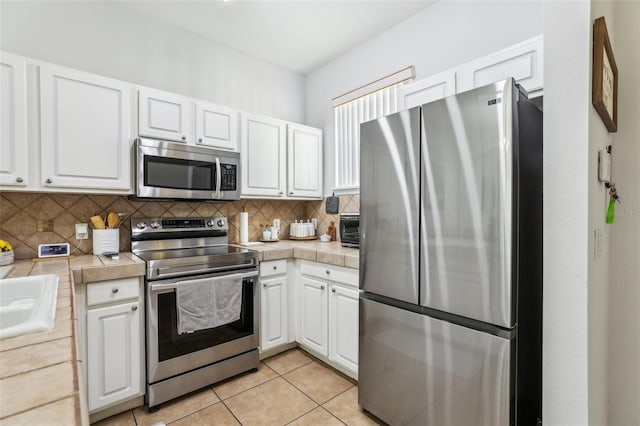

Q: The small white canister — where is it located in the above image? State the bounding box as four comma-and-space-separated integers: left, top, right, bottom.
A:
93, 229, 119, 255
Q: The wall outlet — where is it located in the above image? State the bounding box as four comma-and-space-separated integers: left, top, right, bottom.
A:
75, 223, 89, 240
273, 218, 280, 230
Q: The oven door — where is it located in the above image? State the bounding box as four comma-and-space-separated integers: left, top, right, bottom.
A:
146, 268, 258, 384
136, 138, 240, 201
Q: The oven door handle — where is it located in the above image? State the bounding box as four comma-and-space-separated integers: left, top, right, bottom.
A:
149, 270, 259, 292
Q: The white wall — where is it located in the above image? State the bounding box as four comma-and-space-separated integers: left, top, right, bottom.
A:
0, 1, 305, 122
305, 0, 543, 195
542, 1, 591, 424
608, 1, 640, 424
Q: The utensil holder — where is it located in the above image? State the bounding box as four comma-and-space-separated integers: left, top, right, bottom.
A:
93, 229, 119, 255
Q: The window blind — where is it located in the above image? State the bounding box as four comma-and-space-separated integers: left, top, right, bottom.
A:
333, 69, 412, 190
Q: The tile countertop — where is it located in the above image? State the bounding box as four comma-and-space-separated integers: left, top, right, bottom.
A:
0, 253, 145, 426
243, 240, 359, 269
0, 242, 354, 424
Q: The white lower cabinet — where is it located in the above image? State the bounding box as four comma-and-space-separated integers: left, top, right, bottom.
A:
299, 276, 329, 356
329, 284, 359, 374
76, 276, 145, 414
298, 261, 359, 378
87, 300, 141, 410
259, 260, 293, 353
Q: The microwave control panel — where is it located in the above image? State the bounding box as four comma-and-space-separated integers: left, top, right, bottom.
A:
220, 164, 237, 191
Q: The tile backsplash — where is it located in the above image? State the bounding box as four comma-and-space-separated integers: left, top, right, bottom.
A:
0, 192, 360, 260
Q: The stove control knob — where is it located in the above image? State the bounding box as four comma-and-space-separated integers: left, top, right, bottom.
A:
206, 220, 215, 227
217, 219, 225, 227
150, 222, 160, 229
136, 221, 147, 230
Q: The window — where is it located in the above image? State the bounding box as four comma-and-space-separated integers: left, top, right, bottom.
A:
333, 67, 414, 191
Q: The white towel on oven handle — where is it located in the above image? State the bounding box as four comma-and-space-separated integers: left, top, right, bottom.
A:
176, 274, 243, 335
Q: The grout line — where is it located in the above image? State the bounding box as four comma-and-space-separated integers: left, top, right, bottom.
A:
322, 384, 356, 406
283, 404, 321, 425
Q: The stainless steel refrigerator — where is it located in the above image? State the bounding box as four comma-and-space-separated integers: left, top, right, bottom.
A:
358, 78, 542, 426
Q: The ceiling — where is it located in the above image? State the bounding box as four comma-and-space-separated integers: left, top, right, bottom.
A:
116, 0, 435, 74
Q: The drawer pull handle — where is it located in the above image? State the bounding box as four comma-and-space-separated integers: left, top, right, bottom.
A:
131, 305, 138, 311
272, 266, 277, 270
321, 285, 325, 290
325, 270, 330, 275
112, 287, 119, 294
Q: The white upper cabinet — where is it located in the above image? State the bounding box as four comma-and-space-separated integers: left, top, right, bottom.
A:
398, 70, 456, 109
241, 113, 287, 197
138, 87, 191, 143
287, 123, 322, 199
0, 52, 28, 187
241, 114, 323, 199
40, 64, 132, 191
456, 35, 543, 95
195, 101, 238, 151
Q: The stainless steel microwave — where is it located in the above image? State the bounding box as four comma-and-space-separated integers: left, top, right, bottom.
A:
135, 138, 240, 201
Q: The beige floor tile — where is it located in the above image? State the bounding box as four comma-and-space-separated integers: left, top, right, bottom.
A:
324, 387, 381, 426
288, 406, 345, 426
263, 348, 312, 375
225, 377, 317, 425
284, 361, 353, 404
213, 362, 278, 400
93, 409, 137, 426
170, 402, 239, 426
133, 387, 220, 426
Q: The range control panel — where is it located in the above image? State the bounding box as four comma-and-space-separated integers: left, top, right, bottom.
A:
131, 216, 228, 234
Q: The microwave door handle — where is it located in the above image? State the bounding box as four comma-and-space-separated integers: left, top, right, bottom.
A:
215, 157, 221, 198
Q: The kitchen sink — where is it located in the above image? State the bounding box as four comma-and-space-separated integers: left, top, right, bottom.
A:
0, 274, 59, 340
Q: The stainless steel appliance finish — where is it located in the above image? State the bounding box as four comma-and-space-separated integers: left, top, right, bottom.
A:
135, 138, 240, 201
339, 213, 361, 248
359, 78, 543, 425
131, 216, 259, 409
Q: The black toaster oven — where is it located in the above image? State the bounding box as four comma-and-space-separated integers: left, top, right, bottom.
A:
339, 213, 360, 248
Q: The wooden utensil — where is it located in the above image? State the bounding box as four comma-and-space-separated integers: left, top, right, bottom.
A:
90, 215, 106, 229
107, 212, 120, 229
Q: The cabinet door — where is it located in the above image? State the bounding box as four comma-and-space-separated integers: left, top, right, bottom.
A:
138, 87, 191, 143
241, 114, 286, 197
398, 70, 456, 109
87, 300, 142, 411
457, 35, 543, 95
299, 276, 328, 356
260, 275, 288, 352
287, 123, 322, 199
0, 52, 28, 187
40, 65, 132, 190
195, 101, 238, 151
329, 284, 359, 375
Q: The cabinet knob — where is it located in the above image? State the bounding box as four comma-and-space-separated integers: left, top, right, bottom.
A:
46, 178, 52, 184
198, 138, 203, 143
289, 191, 294, 195
332, 288, 336, 293
321, 285, 325, 290
263, 283, 267, 288
278, 191, 283, 196
131, 305, 138, 311
325, 269, 330, 275
112, 287, 119, 294
16, 177, 23, 183
181, 135, 186, 141
272, 266, 277, 270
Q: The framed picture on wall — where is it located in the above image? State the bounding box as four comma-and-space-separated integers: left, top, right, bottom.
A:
592, 16, 618, 132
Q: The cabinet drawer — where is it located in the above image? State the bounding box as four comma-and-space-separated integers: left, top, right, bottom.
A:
87, 277, 140, 307
260, 259, 287, 277
301, 262, 358, 287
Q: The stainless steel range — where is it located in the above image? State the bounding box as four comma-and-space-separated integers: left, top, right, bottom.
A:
131, 216, 259, 410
